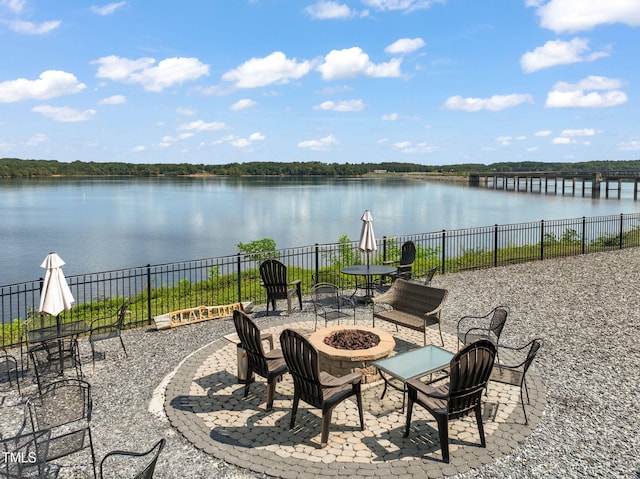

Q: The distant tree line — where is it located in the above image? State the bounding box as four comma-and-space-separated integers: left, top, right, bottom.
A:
1, 157, 640, 178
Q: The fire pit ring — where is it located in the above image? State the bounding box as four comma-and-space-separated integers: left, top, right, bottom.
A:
309, 325, 395, 384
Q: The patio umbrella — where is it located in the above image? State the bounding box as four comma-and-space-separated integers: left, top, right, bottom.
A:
358, 210, 377, 267
39, 252, 75, 319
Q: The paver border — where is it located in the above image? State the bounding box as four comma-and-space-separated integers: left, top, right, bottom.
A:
165, 315, 545, 478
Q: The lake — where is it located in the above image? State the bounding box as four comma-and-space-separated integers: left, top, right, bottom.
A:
2, 176, 640, 285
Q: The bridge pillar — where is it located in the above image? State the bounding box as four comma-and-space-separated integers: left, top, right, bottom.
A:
592, 173, 601, 199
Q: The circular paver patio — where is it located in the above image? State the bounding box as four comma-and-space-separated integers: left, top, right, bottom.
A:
165, 314, 545, 478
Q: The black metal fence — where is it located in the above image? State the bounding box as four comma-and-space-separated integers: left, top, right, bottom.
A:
2, 212, 640, 348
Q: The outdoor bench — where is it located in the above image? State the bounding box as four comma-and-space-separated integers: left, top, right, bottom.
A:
371, 278, 448, 346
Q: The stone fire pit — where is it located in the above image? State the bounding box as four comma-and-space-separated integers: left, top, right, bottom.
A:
309, 325, 395, 383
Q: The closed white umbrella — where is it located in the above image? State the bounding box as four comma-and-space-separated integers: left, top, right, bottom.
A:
358, 210, 377, 266
39, 252, 75, 317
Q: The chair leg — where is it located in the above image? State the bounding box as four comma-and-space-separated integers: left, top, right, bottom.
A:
119, 336, 128, 357
404, 395, 414, 437
243, 366, 253, 398
355, 385, 364, 430
320, 406, 333, 448
289, 395, 299, 429
475, 403, 486, 447
435, 414, 450, 463
266, 379, 276, 410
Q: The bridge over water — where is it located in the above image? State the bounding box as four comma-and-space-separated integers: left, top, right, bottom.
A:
469, 171, 640, 199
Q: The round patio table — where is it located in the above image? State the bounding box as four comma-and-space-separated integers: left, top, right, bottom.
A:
340, 265, 395, 302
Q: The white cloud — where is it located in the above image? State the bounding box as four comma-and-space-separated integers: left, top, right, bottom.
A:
392, 140, 437, 154
158, 132, 194, 147
305, 1, 354, 19
0, 70, 86, 103
91, 2, 126, 15
520, 38, 609, 73
177, 120, 226, 132
385, 37, 425, 55
552, 136, 573, 144
381, 112, 399, 121
26, 133, 48, 146
532, 0, 640, 33
535, 130, 553, 137
8, 19, 61, 34
496, 136, 513, 146
546, 75, 627, 108
93, 55, 209, 92
560, 128, 598, 137
249, 132, 265, 141
230, 98, 256, 111
317, 47, 402, 80
313, 99, 365, 112
132, 145, 145, 152
98, 94, 126, 105
297, 134, 340, 151
222, 51, 311, 88
444, 93, 534, 112
1, 0, 26, 14
618, 140, 640, 151
362, 0, 440, 12
176, 107, 196, 116
31, 105, 96, 122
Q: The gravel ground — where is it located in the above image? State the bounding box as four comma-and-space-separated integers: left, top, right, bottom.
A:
2, 248, 639, 478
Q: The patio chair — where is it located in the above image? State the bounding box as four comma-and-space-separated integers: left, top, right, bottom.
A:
279, 328, 364, 448
99, 438, 165, 479
310, 282, 356, 330
381, 240, 416, 283
404, 339, 497, 463
456, 306, 509, 350
311, 271, 345, 291
0, 351, 21, 398
490, 338, 543, 424
421, 266, 438, 286
232, 310, 288, 410
26, 378, 96, 478
88, 303, 129, 367
259, 260, 302, 315
0, 428, 51, 478
29, 338, 83, 393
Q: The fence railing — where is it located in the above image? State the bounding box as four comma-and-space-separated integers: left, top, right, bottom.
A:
2, 212, 640, 349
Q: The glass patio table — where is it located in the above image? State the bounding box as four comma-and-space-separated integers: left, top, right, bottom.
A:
372, 344, 454, 412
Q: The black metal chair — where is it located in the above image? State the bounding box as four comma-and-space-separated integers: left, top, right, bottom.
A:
311, 271, 345, 292
29, 338, 83, 393
279, 328, 364, 448
490, 338, 543, 424
422, 266, 438, 286
382, 240, 416, 283
0, 428, 51, 478
309, 282, 356, 330
456, 306, 509, 350
99, 438, 165, 479
404, 339, 497, 463
89, 303, 129, 367
232, 310, 288, 410
0, 351, 22, 398
26, 378, 97, 478
259, 259, 302, 315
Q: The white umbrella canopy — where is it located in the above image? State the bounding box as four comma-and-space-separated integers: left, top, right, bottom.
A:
39, 252, 75, 317
358, 210, 377, 266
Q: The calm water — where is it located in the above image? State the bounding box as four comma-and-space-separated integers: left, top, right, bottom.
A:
2, 176, 640, 285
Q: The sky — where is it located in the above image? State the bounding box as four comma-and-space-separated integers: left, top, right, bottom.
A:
0, 0, 639, 166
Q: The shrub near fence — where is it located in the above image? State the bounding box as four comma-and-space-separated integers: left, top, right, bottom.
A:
2, 213, 640, 349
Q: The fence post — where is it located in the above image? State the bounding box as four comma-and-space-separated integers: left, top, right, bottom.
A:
540, 220, 545, 261
619, 213, 624, 249
581, 217, 586, 254
146, 265, 152, 324
494, 224, 499, 267
236, 254, 242, 303
382, 236, 387, 262
440, 230, 446, 274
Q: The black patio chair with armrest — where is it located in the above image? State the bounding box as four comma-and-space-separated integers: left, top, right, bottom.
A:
381, 240, 416, 284
310, 282, 356, 330
29, 338, 83, 393
404, 339, 497, 463
0, 351, 22, 398
89, 303, 129, 367
259, 260, 302, 315
279, 328, 364, 448
26, 378, 97, 479
490, 338, 543, 425
99, 438, 166, 479
456, 306, 509, 350
232, 310, 288, 410
0, 428, 51, 478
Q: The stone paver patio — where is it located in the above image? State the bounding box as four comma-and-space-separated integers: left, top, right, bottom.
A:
165, 312, 545, 478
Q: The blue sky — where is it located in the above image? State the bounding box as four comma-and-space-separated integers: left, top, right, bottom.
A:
1, 0, 639, 166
